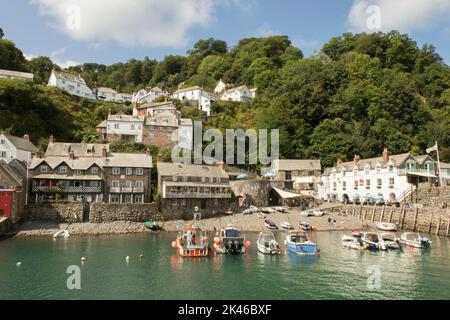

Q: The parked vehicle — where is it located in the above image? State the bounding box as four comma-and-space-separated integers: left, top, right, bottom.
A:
226, 208, 234, 215
274, 207, 288, 213
312, 210, 324, 217
299, 221, 312, 231
375, 197, 385, 206
300, 210, 313, 217
261, 207, 275, 214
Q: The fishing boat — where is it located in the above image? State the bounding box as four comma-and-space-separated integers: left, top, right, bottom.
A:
281, 221, 294, 230
53, 229, 70, 239
300, 210, 313, 217
275, 207, 288, 213
360, 232, 387, 251
264, 219, 278, 230
376, 222, 397, 231
285, 230, 320, 255
214, 225, 250, 255
379, 232, 401, 249
400, 232, 432, 249
299, 221, 312, 231
257, 232, 280, 255
261, 207, 275, 214
144, 220, 161, 231
171, 225, 209, 257
341, 235, 365, 250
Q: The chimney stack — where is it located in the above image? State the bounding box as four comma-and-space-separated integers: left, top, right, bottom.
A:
353, 154, 360, 165
146, 148, 151, 157
337, 159, 342, 167
49, 135, 55, 144
219, 162, 225, 170
157, 154, 162, 163
69, 150, 75, 160
102, 146, 108, 157
23, 134, 30, 141
383, 148, 389, 165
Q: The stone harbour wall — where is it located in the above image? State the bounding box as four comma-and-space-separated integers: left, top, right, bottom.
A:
25, 203, 84, 223
89, 203, 161, 223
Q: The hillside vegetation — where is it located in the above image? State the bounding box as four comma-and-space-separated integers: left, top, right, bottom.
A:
0, 31, 449, 166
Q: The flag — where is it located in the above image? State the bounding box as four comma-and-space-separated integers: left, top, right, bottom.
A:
426, 144, 438, 154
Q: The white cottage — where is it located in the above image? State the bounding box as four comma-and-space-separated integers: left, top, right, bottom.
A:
48, 68, 96, 100
0, 69, 34, 81
219, 85, 254, 102
105, 113, 145, 143
317, 149, 437, 204
132, 87, 168, 104
0, 133, 38, 163
171, 86, 214, 116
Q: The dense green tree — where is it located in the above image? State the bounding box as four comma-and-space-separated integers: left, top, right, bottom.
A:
28, 56, 54, 84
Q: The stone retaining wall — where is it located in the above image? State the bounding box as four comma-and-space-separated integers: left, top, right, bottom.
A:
89, 203, 161, 223
25, 203, 84, 223
325, 204, 450, 236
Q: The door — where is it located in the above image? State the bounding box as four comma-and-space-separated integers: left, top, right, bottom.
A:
0, 191, 13, 217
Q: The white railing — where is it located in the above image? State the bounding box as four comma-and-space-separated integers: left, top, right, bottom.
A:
397, 168, 435, 176
165, 192, 231, 199
32, 186, 102, 193
133, 187, 144, 193
110, 187, 121, 193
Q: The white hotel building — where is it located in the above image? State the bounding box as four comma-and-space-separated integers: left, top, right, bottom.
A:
317, 149, 437, 204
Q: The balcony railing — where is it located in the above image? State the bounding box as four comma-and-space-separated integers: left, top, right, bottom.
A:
133, 187, 144, 193
32, 186, 102, 193
110, 187, 121, 193
397, 168, 435, 176
165, 192, 231, 199
110, 187, 145, 193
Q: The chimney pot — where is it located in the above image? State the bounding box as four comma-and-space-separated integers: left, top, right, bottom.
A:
69, 150, 75, 159
354, 154, 360, 165
383, 148, 389, 165
102, 146, 108, 157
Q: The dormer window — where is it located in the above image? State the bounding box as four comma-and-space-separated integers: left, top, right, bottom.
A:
40, 165, 48, 173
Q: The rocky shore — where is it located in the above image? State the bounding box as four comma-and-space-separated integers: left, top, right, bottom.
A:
11, 205, 365, 238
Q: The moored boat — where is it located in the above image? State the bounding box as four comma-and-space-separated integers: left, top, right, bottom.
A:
257, 232, 280, 255
264, 219, 278, 230
312, 210, 324, 217
299, 221, 312, 231
400, 232, 431, 249
53, 229, 70, 239
214, 225, 250, 254
257, 212, 265, 219
144, 220, 161, 231
172, 225, 209, 257
341, 235, 365, 250
360, 232, 387, 251
280, 221, 293, 230
379, 232, 400, 249
285, 230, 320, 255
376, 222, 397, 231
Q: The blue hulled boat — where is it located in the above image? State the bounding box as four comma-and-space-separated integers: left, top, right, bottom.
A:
285, 230, 320, 255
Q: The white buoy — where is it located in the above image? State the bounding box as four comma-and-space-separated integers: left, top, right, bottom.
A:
126, 256, 130, 263
81, 257, 86, 262
16, 262, 22, 267
139, 254, 144, 260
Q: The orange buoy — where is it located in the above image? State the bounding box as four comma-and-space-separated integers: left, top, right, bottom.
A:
171, 241, 177, 248
244, 240, 251, 249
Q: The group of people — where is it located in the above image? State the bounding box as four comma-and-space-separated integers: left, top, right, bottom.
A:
328, 218, 337, 229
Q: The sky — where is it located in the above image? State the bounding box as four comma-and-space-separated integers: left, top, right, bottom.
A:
0, 0, 449, 67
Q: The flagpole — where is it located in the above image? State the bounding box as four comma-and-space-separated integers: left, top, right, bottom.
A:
436, 141, 443, 187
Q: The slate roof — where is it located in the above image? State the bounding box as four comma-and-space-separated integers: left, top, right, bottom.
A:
157, 162, 228, 178
45, 142, 110, 158
2, 134, 38, 153
274, 159, 322, 172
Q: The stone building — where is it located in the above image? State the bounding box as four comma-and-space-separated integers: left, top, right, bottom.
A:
29, 138, 153, 204
157, 162, 235, 217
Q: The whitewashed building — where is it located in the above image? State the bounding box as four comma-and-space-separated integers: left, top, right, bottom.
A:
214, 79, 228, 94
104, 113, 145, 143
0, 69, 34, 81
97, 87, 123, 103
0, 133, 38, 163
171, 86, 214, 116
317, 149, 437, 204
219, 85, 254, 102
48, 68, 96, 100
132, 87, 168, 104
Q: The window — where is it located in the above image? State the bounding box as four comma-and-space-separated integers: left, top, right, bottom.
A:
354, 180, 358, 190
91, 167, 98, 174
173, 176, 178, 182
114, 124, 120, 129
126, 168, 133, 175
125, 181, 132, 188
366, 179, 371, 189
342, 181, 347, 191
388, 164, 394, 172
333, 182, 337, 191
136, 168, 144, 175
377, 179, 382, 189
40, 165, 48, 173
0, 139, 5, 144
60, 166, 67, 174
134, 195, 143, 203
123, 195, 132, 204
74, 170, 82, 176
0, 151, 6, 157
112, 167, 120, 175
112, 180, 120, 188
111, 195, 120, 203
181, 199, 187, 206
285, 171, 292, 180
389, 178, 395, 188
364, 166, 370, 174
135, 181, 144, 189
90, 181, 100, 187
131, 125, 135, 130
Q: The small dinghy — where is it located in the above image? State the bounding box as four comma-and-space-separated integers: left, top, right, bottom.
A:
300, 210, 313, 217
257, 212, 266, 219
400, 232, 431, 249
53, 229, 70, 239
144, 220, 162, 231
312, 211, 324, 217
379, 232, 400, 249
376, 222, 397, 231
257, 232, 280, 255
261, 207, 275, 214
281, 221, 294, 230
264, 219, 278, 230
299, 221, 312, 231
341, 235, 365, 250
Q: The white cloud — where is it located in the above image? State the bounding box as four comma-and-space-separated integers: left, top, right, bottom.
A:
255, 24, 279, 37
348, 0, 450, 33
49, 46, 81, 68
24, 53, 38, 61
31, 0, 251, 48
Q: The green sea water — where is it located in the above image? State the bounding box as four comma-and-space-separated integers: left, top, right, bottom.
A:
0, 231, 449, 300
